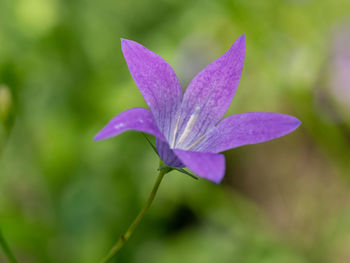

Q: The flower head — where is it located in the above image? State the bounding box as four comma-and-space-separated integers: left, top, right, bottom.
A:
95, 35, 301, 183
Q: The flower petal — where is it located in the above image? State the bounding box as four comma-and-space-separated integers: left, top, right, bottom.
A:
94, 108, 166, 141
156, 139, 184, 168
174, 35, 245, 149
173, 149, 225, 184
197, 113, 301, 153
121, 39, 182, 141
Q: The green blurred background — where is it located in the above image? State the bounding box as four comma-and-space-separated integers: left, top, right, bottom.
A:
1, 0, 350, 262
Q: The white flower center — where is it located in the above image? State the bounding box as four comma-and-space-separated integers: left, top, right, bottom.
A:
170, 106, 206, 150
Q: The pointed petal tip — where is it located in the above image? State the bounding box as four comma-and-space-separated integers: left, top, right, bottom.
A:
292, 117, 302, 129
278, 115, 301, 139
210, 170, 225, 184
238, 34, 246, 40
120, 38, 129, 46
93, 130, 106, 141
226, 34, 245, 57
120, 37, 131, 42
93, 134, 101, 141
234, 34, 246, 48
285, 114, 301, 126
121, 38, 138, 50
213, 178, 223, 184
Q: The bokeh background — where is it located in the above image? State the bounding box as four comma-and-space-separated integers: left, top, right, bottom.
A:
1, 0, 350, 262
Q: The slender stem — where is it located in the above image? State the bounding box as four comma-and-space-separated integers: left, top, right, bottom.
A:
0, 228, 18, 263
99, 168, 168, 263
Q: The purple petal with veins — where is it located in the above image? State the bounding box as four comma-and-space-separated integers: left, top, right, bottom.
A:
156, 139, 184, 168
195, 113, 301, 153
94, 108, 166, 142
121, 39, 182, 141
95, 35, 301, 183
174, 150, 225, 184
170, 35, 245, 150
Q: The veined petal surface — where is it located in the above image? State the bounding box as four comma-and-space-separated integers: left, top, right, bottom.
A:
94, 108, 166, 141
174, 149, 225, 183
156, 139, 184, 168
173, 35, 246, 149
197, 112, 301, 153
121, 39, 182, 141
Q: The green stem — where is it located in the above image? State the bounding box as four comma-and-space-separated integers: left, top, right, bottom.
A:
0, 228, 18, 263
99, 167, 168, 263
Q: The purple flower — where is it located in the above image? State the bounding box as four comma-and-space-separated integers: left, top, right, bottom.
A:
95, 35, 301, 183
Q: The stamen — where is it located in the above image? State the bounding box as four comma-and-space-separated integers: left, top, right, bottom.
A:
176, 106, 200, 146
184, 134, 206, 151
171, 115, 181, 148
